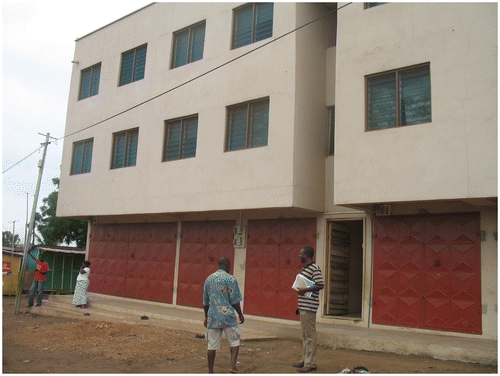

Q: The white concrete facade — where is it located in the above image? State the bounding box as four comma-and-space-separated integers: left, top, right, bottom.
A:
57, 2, 497, 345
328, 2, 497, 341
58, 3, 330, 218
333, 2, 497, 206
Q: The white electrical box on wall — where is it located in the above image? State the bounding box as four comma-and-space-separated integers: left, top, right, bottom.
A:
375, 204, 391, 216
233, 225, 247, 248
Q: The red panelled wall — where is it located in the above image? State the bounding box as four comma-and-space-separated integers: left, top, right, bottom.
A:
372, 213, 482, 334
245, 218, 317, 321
88, 222, 177, 303
176, 221, 235, 308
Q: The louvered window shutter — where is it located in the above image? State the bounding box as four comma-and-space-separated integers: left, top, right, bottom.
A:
233, 5, 253, 49
120, 51, 135, 86
254, 3, 273, 43
71, 142, 84, 175
79, 69, 91, 100
228, 105, 248, 151
173, 30, 189, 68
249, 101, 269, 148
125, 130, 139, 167
71, 139, 93, 174
399, 66, 431, 126
81, 140, 93, 173
367, 73, 397, 130
181, 117, 198, 159
112, 133, 126, 168
165, 121, 182, 161
120, 46, 146, 85
133, 46, 147, 82
367, 64, 430, 130
89, 65, 100, 97
190, 23, 205, 63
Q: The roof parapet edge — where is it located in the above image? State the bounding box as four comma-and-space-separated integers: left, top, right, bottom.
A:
75, 2, 155, 42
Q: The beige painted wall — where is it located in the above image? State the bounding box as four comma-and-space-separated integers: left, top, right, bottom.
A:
333, 2, 497, 206
293, 3, 330, 210
58, 3, 330, 218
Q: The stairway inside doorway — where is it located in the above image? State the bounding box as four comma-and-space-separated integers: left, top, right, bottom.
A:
326, 220, 363, 319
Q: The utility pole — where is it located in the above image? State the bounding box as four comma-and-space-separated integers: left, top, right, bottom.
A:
9, 220, 18, 251
14, 133, 51, 314
9, 220, 18, 269
25, 193, 29, 248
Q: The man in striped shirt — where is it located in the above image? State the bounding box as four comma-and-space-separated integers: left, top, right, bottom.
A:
293, 246, 324, 373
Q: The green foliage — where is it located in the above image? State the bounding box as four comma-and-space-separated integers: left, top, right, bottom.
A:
2, 231, 19, 248
37, 178, 88, 248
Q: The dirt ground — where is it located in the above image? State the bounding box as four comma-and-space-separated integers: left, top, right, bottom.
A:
2, 296, 497, 374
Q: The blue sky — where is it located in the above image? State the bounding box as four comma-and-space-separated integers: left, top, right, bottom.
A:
2, 2, 147, 243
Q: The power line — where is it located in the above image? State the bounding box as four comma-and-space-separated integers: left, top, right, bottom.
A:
14, 133, 51, 315
2, 146, 43, 174
4, 4, 351, 175
58, 2, 352, 141
2, 133, 57, 174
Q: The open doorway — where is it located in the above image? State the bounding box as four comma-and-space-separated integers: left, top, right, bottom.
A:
325, 220, 363, 319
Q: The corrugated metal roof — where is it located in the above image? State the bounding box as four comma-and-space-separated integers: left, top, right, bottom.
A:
3, 246, 86, 256
2, 249, 23, 257
36, 246, 86, 255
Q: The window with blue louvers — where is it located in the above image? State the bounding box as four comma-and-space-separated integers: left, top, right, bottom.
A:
232, 3, 273, 49
172, 22, 206, 68
366, 63, 431, 131
164, 116, 198, 161
119, 45, 147, 86
111, 128, 139, 169
79, 63, 101, 100
71, 138, 93, 175
227, 98, 269, 151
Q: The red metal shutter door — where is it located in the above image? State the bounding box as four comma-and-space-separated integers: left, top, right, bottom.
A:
423, 214, 481, 334
126, 224, 150, 300
88, 225, 106, 293
245, 218, 317, 321
245, 219, 281, 318
373, 214, 481, 334
177, 222, 207, 308
278, 218, 317, 319
126, 223, 177, 303
177, 221, 235, 308
205, 221, 236, 277
372, 216, 426, 326
372, 217, 400, 325
88, 223, 177, 303
88, 224, 129, 297
146, 223, 177, 303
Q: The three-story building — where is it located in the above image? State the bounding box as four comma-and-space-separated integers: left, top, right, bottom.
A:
57, 2, 497, 343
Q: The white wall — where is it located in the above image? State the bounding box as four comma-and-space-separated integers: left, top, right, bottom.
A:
333, 2, 497, 206
293, 3, 330, 211
58, 3, 330, 218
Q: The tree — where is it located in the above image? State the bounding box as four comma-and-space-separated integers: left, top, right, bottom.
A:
2, 231, 19, 248
26, 212, 45, 246
37, 178, 88, 248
